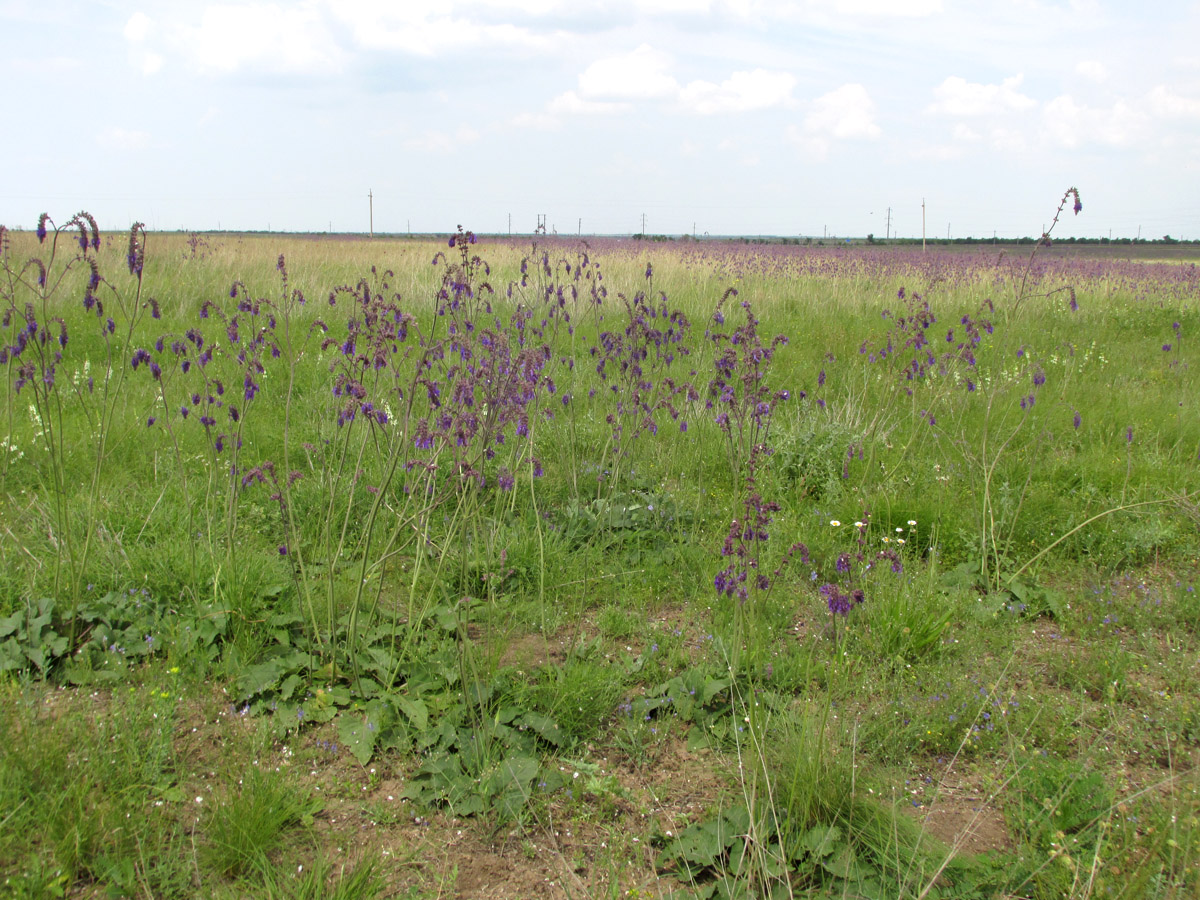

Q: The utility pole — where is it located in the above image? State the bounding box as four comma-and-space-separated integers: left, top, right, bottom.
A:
921, 198, 926, 253
641, 212, 646, 236
885, 207, 892, 240
578, 217, 581, 236
368, 189, 374, 237
693, 222, 696, 239
947, 223, 950, 240
508, 213, 511, 236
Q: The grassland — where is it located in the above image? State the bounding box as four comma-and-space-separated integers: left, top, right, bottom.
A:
1, 220, 1198, 898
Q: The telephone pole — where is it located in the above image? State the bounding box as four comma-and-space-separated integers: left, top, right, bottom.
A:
368, 189, 374, 237
921, 198, 926, 253
641, 212, 646, 236
885, 207, 892, 240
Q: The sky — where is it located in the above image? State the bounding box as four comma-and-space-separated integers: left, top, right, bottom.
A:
3, 0, 1199, 239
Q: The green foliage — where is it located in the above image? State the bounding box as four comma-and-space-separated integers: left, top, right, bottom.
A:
774, 420, 861, 500
0, 597, 67, 674
554, 487, 695, 559
0, 589, 233, 682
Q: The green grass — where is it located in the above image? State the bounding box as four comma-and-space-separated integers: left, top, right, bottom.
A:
2, 228, 1199, 897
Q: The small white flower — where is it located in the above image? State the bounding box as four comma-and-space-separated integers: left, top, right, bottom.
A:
907, 519, 917, 526
896, 527, 904, 533
830, 519, 841, 527
854, 521, 865, 528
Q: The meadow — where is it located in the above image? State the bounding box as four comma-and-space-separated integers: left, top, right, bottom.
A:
1, 200, 1199, 899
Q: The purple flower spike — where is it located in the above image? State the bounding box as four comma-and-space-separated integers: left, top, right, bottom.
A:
821, 583, 852, 616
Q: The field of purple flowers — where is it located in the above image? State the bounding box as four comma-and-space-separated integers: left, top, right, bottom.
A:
2, 210, 1199, 899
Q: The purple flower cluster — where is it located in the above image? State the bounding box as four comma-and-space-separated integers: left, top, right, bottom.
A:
707, 292, 790, 472
821, 582, 864, 616
859, 287, 993, 398
587, 269, 695, 481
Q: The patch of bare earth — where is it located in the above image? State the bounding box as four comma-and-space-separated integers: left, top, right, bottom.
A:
903, 771, 1012, 856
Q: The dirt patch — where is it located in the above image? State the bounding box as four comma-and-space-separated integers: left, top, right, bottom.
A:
901, 765, 1012, 856
499, 632, 568, 670
910, 791, 1011, 856
450, 846, 564, 899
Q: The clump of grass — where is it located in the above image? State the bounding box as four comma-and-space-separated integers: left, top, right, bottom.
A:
202, 765, 322, 879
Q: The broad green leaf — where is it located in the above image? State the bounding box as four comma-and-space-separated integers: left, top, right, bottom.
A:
338, 712, 379, 766
396, 696, 428, 731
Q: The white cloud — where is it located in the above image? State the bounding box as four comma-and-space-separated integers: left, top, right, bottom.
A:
828, 0, 942, 14
575, 46, 793, 115
1074, 60, 1106, 82
787, 83, 879, 159
578, 44, 679, 99
1148, 85, 1200, 118
1042, 95, 1144, 148
804, 83, 880, 139
124, 12, 152, 42
327, 1, 552, 56
184, 3, 344, 74
677, 68, 795, 114
548, 91, 631, 114
927, 74, 1036, 116
952, 123, 981, 142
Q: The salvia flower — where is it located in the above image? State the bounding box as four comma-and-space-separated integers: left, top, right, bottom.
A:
821, 583, 853, 616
